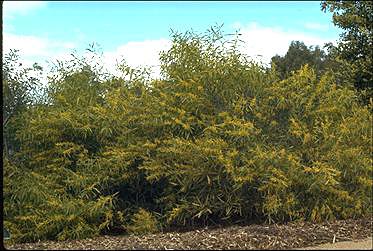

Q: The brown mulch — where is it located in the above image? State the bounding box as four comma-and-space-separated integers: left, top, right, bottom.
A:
4, 218, 372, 250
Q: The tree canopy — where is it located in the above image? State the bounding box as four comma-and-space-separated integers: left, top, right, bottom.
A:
323, 0, 373, 102
270, 41, 329, 80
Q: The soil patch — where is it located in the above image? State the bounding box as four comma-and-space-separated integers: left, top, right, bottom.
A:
295, 237, 372, 250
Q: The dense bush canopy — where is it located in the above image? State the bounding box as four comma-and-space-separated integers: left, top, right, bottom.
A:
3, 26, 372, 243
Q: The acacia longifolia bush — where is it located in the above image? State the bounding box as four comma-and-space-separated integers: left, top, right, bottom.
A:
3, 26, 372, 243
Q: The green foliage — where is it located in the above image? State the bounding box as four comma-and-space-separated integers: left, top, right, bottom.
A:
3, 25, 372, 244
126, 208, 159, 234
271, 41, 329, 80
3, 155, 117, 243
3, 50, 44, 158
323, 0, 373, 102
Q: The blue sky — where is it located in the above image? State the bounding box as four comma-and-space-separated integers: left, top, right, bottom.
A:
3, 1, 343, 75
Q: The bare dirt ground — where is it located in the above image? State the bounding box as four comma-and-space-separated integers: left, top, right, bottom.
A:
4, 217, 372, 250
295, 237, 372, 250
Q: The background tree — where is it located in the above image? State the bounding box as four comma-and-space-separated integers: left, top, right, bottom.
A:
270, 41, 328, 80
323, 0, 373, 102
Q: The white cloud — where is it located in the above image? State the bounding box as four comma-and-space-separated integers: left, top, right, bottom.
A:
3, 32, 77, 58
304, 22, 329, 32
103, 39, 172, 78
232, 22, 338, 65
3, 1, 47, 19
3, 33, 49, 57
109, 39, 171, 67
